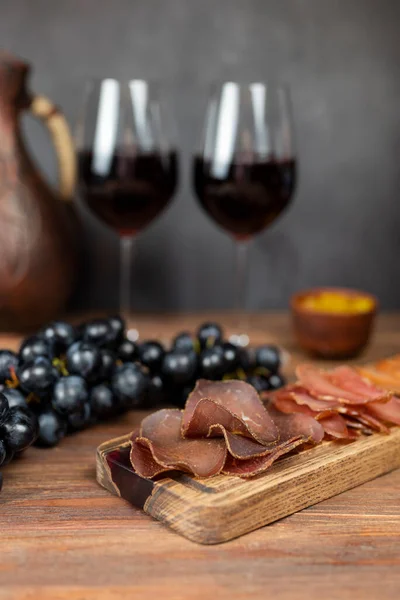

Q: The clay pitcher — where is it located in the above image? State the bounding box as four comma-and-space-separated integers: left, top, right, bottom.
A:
0, 52, 78, 331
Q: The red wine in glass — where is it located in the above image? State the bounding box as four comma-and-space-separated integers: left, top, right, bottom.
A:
193, 81, 296, 344
78, 150, 178, 237
193, 155, 296, 241
76, 79, 178, 340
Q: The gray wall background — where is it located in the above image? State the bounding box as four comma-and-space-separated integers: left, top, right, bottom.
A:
1, 0, 400, 311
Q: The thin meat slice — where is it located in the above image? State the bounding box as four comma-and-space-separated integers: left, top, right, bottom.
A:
328, 366, 392, 403
182, 397, 260, 440
182, 398, 280, 458
272, 394, 332, 419
212, 427, 274, 459
272, 394, 352, 439
268, 406, 324, 445
365, 396, 400, 426
274, 386, 340, 411
318, 414, 355, 439
338, 405, 390, 434
296, 364, 367, 403
357, 367, 400, 393
222, 438, 309, 478
183, 379, 279, 445
343, 417, 372, 435
131, 409, 227, 478
223, 409, 324, 477
374, 356, 400, 376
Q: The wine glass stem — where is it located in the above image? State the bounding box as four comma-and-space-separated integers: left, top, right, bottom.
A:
234, 240, 250, 333
120, 235, 136, 334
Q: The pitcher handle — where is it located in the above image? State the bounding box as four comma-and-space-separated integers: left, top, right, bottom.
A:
30, 95, 76, 201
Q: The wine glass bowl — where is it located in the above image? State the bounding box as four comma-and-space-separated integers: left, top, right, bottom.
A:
78, 147, 178, 237
193, 153, 296, 241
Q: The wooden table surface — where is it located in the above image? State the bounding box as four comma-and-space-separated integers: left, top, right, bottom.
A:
1, 312, 400, 600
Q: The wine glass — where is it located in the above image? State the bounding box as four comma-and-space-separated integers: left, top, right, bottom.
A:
193, 81, 296, 345
76, 79, 178, 340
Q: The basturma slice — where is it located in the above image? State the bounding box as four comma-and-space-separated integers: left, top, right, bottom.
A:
223, 408, 324, 478
223, 438, 309, 477
182, 397, 279, 457
182, 379, 279, 445
130, 409, 227, 479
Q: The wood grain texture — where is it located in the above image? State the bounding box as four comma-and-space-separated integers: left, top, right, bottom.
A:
97, 428, 400, 545
1, 312, 400, 599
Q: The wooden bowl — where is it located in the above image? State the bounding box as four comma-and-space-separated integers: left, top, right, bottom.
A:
291, 287, 378, 359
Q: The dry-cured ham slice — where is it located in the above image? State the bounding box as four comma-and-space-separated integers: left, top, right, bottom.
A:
356, 367, 400, 393
267, 406, 324, 445
318, 414, 355, 439
328, 366, 392, 403
296, 364, 367, 403
374, 356, 400, 376
343, 417, 372, 435
272, 393, 331, 418
183, 379, 279, 445
272, 394, 352, 439
365, 396, 400, 426
275, 386, 340, 411
338, 405, 390, 434
131, 409, 227, 478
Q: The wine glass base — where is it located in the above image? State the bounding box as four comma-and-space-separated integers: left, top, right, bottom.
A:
126, 328, 139, 342
229, 333, 250, 348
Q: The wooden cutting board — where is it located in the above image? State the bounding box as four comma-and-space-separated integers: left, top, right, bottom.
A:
97, 427, 400, 544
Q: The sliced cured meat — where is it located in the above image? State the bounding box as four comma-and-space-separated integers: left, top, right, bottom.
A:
272, 394, 352, 439
328, 366, 392, 403
182, 397, 260, 440
272, 394, 309, 415
182, 398, 279, 458
277, 385, 340, 411
223, 410, 323, 477
356, 367, 400, 393
343, 417, 372, 435
318, 414, 354, 439
374, 356, 400, 376
183, 379, 279, 445
296, 364, 367, 403
214, 428, 273, 459
338, 405, 390, 434
272, 394, 332, 419
131, 409, 227, 478
267, 406, 324, 445
365, 396, 400, 426
222, 438, 308, 478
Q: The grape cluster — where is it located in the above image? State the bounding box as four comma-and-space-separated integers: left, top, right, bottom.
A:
0, 317, 286, 488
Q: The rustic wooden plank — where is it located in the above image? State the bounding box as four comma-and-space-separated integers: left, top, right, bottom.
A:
0, 313, 400, 599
